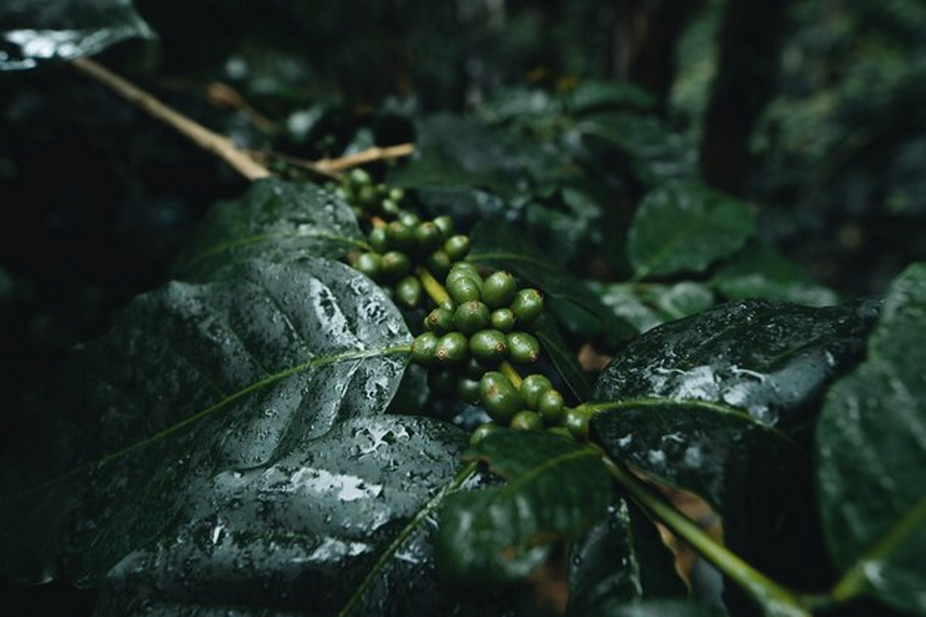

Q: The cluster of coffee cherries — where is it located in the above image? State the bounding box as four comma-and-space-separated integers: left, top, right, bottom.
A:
409, 262, 591, 441
351, 213, 471, 310
334, 168, 405, 220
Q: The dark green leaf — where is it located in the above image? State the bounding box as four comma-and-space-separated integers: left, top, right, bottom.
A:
817, 263, 926, 614
627, 184, 756, 280
469, 219, 636, 344
535, 319, 593, 401
173, 179, 367, 282
591, 400, 822, 588
711, 246, 839, 307
91, 416, 501, 617
584, 599, 727, 617
567, 499, 685, 617
595, 282, 715, 334
593, 298, 879, 429
568, 81, 657, 114
0, 0, 153, 71
0, 258, 410, 584
436, 430, 611, 584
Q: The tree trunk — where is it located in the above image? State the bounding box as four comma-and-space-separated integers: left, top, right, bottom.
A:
699, 0, 791, 194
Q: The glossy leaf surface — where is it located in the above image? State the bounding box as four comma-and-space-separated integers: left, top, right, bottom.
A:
593, 298, 879, 428
174, 179, 366, 282
817, 263, 926, 614
0, 258, 410, 584
0, 0, 153, 70
627, 184, 756, 280
595, 282, 716, 334
436, 430, 611, 584
711, 246, 839, 307
92, 416, 493, 617
567, 499, 685, 617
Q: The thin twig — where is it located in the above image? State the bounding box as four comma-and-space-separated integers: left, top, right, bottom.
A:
315, 143, 415, 173
71, 57, 272, 181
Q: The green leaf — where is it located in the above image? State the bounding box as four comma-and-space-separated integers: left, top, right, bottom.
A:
0, 258, 410, 584
469, 219, 636, 344
535, 319, 593, 401
627, 183, 756, 280
568, 81, 657, 114
591, 400, 822, 588
595, 282, 716, 334
711, 245, 839, 307
0, 0, 154, 71
173, 179, 367, 282
567, 499, 685, 617
593, 298, 879, 429
817, 263, 926, 614
584, 599, 727, 617
388, 114, 562, 199
91, 416, 499, 617
436, 430, 611, 584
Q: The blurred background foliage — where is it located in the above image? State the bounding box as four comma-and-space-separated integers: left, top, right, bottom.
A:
1, 0, 925, 614
3, 0, 926, 409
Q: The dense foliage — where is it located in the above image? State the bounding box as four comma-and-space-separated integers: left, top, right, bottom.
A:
1, 2, 924, 617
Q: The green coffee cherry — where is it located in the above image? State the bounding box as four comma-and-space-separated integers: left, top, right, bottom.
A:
349, 168, 372, 187
424, 306, 454, 334
510, 288, 544, 326
447, 276, 481, 305
490, 308, 516, 332
395, 275, 423, 309
453, 301, 491, 335
411, 332, 439, 366
380, 251, 411, 281
537, 389, 565, 426
482, 271, 517, 309
414, 222, 444, 254
469, 329, 508, 363
448, 262, 479, 277
388, 187, 405, 202
564, 406, 592, 440
444, 235, 471, 261
354, 252, 382, 280
398, 211, 421, 228
520, 374, 553, 409
507, 331, 541, 364
357, 184, 378, 207
510, 410, 544, 431
436, 332, 468, 364
386, 221, 416, 252
455, 377, 482, 405
480, 371, 524, 424
428, 369, 456, 395
424, 250, 452, 279
433, 215, 454, 238
369, 227, 389, 253
470, 422, 498, 446
381, 198, 401, 217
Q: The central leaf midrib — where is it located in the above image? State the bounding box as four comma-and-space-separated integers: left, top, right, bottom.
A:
10, 344, 411, 502
184, 230, 370, 267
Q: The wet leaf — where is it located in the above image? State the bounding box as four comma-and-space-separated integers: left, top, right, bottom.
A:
593, 298, 880, 429
567, 499, 685, 617
92, 416, 503, 617
0, 0, 153, 71
436, 430, 611, 585
173, 179, 367, 282
711, 245, 839, 307
469, 219, 636, 344
591, 400, 821, 588
0, 258, 410, 584
817, 263, 926, 614
627, 184, 756, 280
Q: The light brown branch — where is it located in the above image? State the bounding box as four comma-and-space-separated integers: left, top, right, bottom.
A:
315, 143, 415, 173
72, 57, 272, 181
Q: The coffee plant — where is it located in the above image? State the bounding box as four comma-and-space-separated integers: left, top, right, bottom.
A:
1, 2, 924, 617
